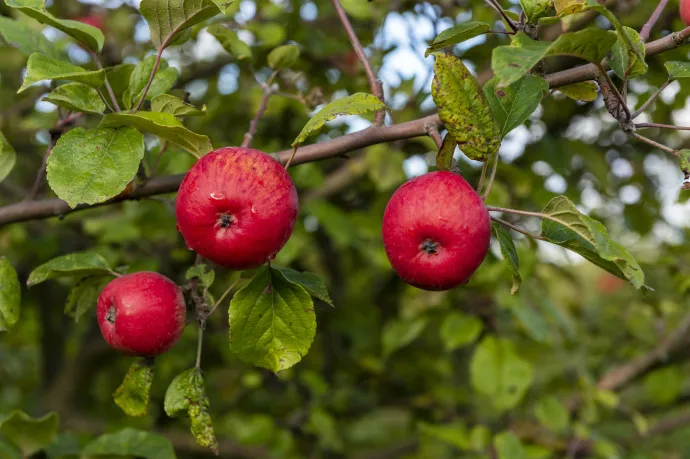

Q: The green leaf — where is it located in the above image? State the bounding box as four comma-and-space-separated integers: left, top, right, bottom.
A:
211, 0, 236, 14
0, 258, 20, 332
432, 53, 500, 162
207, 24, 252, 60
268, 44, 300, 69
64, 275, 111, 321
609, 26, 647, 78
46, 126, 145, 208
382, 317, 428, 357
520, 0, 555, 22
492, 30, 616, 88
5, 0, 104, 52
164, 368, 218, 454
229, 266, 316, 372
632, 411, 649, 437
534, 396, 569, 432
558, 81, 599, 101
0, 131, 17, 184
140, 0, 221, 50
185, 264, 215, 289
664, 61, 690, 79
276, 267, 333, 307
425, 22, 491, 57
436, 133, 456, 171
123, 56, 179, 110
0, 16, 61, 59
27, 252, 112, 287
418, 421, 469, 449
42, 83, 106, 115
82, 428, 177, 459
114, 358, 155, 417
553, 0, 584, 15
540, 195, 644, 288
494, 432, 525, 459
292, 93, 387, 146
492, 224, 522, 294
151, 94, 205, 117
440, 311, 482, 351
484, 75, 549, 138
470, 336, 533, 411
19, 53, 105, 93
0, 440, 20, 459
0, 411, 59, 456
99, 112, 212, 158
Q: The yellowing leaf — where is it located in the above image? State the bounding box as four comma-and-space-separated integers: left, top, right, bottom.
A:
432, 53, 500, 161
558, 81, 598, 101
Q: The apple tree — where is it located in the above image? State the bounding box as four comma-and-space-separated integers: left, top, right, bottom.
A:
1, 0, 690, 457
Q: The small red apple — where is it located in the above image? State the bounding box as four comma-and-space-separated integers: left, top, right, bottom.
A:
97, 272, 186, 356
682, 0, 690, 26
382, 171, 491, 291
73, 14, 106, 32
176, 147, 299, 270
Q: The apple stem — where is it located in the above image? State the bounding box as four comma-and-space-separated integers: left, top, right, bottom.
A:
195, 321, 205, 370
482, 151, 500, 201
476, 161, 488, 194
491, 216, 547, 241
91, 51, 121, 112
208, 279, 241, 317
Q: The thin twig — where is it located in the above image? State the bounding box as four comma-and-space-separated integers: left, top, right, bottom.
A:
491, 216, 547, 241
96, 88, 115, 113
487, 29, 515, 35
28, 137, 57, 200
482, 151, 500, 201
640, 0, 669, 42
632, 80, 671, 119
629, 131, 679, 157
241, 72, 278, 148
91, 52, 121, 112
330, 0, 385, 125
133, 50, 163, 112
485, 0, 519, 33
636, 122, 690, 131
195, 323, 205, 370
151, 141, 169, 176
208, 279, 241, 317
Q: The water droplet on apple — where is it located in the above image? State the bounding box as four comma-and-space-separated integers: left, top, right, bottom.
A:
210, 192, 225, 201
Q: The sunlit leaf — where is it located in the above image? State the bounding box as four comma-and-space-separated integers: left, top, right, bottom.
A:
520, 0, 555, 22
27, 252, 113, 287
277, 267, 333, 306
151, 94, 205, 117
492, 30, 616, 87
207, 24, 252, 60
540, 195, 644, 288
268, 44, 300, 69
46, 126, 145, 208
19, 53, 105, 93
494, 431, 525, 459
424, 22, 490, 57
609, 26, 647, 78
665, 61, 690, 79
0, 16, 61, 58
5, 0, 104, 51
100, 112, 212, 158
292, 93, 387, 146
123, 56, 179, 110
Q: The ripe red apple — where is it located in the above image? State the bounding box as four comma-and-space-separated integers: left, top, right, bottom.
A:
176, 147, 298, 270
74, 14, 106, 31
682, 0, 690, 26
382, 171, 491, 291
97, 272, 186, 356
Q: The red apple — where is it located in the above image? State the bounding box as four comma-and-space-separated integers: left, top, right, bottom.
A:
74, 15, 105, 32
97, 272, 186, 356
382, 171, 491, 291
176, 147, 299, 270
682, 0, 690, 26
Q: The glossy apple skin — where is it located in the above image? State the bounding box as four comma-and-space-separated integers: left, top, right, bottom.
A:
176, 147, 299, 270
97, 272, 186, 356
682, 0, 690, 26
382, 171, 491, 291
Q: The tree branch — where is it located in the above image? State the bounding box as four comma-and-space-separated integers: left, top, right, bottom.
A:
330, 0, 385, 125
241, 73, 277, 148
632, 80, 672, 119
1, 28, 690, 226
640, 0, 669, 42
